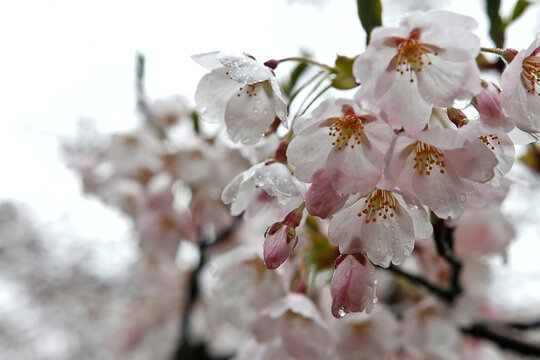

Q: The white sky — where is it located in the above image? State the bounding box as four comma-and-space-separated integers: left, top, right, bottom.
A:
0, 0, 539, 298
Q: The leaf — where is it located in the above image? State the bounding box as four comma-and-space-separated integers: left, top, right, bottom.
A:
485, 0, 506, 48
331, 55, 359, 90
356, 0, 382, 45
508, 0, 532, 23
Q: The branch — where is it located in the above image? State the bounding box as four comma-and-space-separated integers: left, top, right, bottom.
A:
462, 324, 540, 356
433, 223, 462, 302
171, 216, 242, 360
383, 264, 455, 303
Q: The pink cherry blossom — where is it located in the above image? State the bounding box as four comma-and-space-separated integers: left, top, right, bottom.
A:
401, 299, 459, 359
304, 169, 348, 219
386, 125, 499, 219
256, 293, 331, 360
454, 206, 515, 260
329, 305, 399, 359
354, 10, 481, 132
472, 82, 514, 133
287, 98, 394, 195
221, 161, 306, 221
330, 253, 377, 317
193, 51, 287, 145
263, 223, 297, 270
328, 186, 432, 267
501, 35, 540, 134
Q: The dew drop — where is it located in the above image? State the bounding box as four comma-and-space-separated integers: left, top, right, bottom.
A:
337, 307, 346, 318
459, 193, 466, 202
373, 296, 379, 304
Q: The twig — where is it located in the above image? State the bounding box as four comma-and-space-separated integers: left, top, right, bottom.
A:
171, 216, 242, 360
382, 264, 455, 303
462, 324, 540, 356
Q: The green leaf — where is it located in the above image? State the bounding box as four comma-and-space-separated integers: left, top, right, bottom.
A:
508, 0, 532, 23
356, 0, 382, 45
281, 62, 309, 97
331, 55, 358, 90
486, 0, 506, 48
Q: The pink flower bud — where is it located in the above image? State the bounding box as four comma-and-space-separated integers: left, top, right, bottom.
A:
331, 254, 377, 318
263, 223, 296, 269
305, 170, 348, 219
473, 82, 507, 126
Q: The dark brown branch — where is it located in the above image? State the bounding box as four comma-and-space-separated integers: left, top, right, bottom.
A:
171, 216, 242, 360
508, 319, 540, 331
462, 324, 540, 356
383, 264, 455, 303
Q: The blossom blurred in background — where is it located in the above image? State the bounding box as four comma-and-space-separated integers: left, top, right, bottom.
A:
1, 0, 540, 359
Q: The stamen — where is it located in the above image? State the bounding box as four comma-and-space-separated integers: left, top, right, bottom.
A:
357, 189, 397, 223
329, 105, 367, 150
521, 49, 540, 96
394, 30, 439, 81
479, 134, 501, 151
413, 142, 446, 175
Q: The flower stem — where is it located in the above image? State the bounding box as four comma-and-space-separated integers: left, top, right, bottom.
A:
272, 57, 335, 72
480, 47, 507, 57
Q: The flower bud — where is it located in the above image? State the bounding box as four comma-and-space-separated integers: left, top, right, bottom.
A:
263, 223, 296, 269
305, 170, 348, 219
330, 253, 377, 318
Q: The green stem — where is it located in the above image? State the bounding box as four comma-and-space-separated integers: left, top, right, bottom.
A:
275, 57, 335, 72
287, 70, 328, 112
296, 83, 333, 119
480, 47, 507, 57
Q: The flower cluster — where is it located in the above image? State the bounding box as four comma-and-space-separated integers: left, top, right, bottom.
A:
187, 9, 540, 359
63, 7, 540, 360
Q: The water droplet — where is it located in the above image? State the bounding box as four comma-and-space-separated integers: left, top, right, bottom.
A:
459, 193, 466, 202
373, 296, 379, 304
337, 307, 346, 318
373, 279, 379, 285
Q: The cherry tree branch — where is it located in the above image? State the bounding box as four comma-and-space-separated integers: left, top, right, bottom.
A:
171, 216, 242, 360
462, 324, 540, 356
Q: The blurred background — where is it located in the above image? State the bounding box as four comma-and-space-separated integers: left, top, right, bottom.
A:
1, 0, 540, 358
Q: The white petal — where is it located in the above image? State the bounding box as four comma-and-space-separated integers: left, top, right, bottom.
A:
217, 52, 272, 84
195, 68, 240, 123
192, 51, 222, 70
287, 127, 334, 182
225, 82, 277, 145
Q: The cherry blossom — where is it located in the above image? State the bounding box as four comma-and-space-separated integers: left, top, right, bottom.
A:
287, 98, 394, 195
354, 10, 481, 132
193, 51, 287, 145
221, 161, 306, 221
328, 186, 432, 267
330, 253, 377, 317
386, 125, 499, 219
401, 299, 460, 359
254, 293, 331, 360
501, 34, 540, 134
454, 206, 515, 260
329, 306, 399, 359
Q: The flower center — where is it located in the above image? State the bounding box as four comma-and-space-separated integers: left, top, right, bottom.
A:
236, 83, 260, 97
479, 134, 501, 150
413, 142, 446, 175
328, 106, 366, 150
521, 49, 540, 96
394, 30, 439, 83
357, 189, 397, 224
